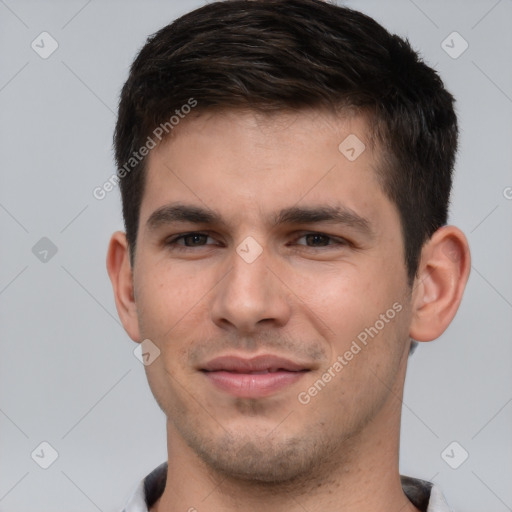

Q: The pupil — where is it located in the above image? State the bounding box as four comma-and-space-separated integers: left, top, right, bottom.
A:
188, 234, 205, 245
307, 234, 328, 246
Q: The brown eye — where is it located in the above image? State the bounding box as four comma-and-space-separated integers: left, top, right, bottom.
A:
166, 232, 213, 248
180, 234, 209, 246
304, 234, 331, 246
294, 233, 348, 248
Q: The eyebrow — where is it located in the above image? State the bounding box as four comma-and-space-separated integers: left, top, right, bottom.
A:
272, 206, 373, 236
146, 202, 374, 238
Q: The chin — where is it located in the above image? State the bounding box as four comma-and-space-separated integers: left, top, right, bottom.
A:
181, 424, 331, 484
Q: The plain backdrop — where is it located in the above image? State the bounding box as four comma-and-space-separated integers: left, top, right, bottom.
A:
0, 1, 511, 511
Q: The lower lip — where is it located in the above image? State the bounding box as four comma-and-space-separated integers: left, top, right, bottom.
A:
203, 370, 307, 398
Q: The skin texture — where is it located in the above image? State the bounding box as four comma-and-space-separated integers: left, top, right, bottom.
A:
107, 109, 470, 512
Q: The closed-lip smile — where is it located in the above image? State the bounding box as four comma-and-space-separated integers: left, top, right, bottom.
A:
201, 354, 311, 398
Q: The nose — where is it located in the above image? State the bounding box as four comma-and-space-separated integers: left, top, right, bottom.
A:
210, 243, 292, 334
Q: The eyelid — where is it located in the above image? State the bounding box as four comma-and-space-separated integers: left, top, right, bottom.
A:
164, 230, 351, 250
165, 231, 218, 246
291, 231, 351, 247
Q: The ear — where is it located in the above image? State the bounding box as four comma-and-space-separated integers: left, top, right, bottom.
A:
409, 225, 471, 342
106, 231, 141, 342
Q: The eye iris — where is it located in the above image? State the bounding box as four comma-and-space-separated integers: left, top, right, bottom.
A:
185, 234, 206, 246
306, 234, 329, 246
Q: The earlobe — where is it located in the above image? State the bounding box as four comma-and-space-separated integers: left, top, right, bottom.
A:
409, 225, 471, 342
106, 231, 141, 342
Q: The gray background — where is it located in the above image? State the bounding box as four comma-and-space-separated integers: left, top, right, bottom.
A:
1, 0, 511, 510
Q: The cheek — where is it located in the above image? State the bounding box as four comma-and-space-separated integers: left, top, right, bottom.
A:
298, 302, 408, 423
135, 263, 224, 380
292, 264, 380, 330
294, 259, 407, 355
134, 265, 204, 340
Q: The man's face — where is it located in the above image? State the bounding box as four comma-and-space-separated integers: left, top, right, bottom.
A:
131, 109, 413, 482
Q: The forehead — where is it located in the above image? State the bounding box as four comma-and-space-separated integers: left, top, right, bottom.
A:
139, 109, 393, 231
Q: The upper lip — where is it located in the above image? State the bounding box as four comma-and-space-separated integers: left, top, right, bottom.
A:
201, 354, 311, 373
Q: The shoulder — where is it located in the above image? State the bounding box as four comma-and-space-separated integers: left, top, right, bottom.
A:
121, 463, 168, 512
400, 474, 453, 512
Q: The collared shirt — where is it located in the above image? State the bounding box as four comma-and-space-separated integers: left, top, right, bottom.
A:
122, 462, 453, 512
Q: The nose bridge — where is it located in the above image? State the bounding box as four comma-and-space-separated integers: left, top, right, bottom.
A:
210, 238, 291, 331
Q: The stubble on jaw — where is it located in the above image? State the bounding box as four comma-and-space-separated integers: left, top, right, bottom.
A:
175, 415, 360, 495
145, 319, 412, 496
162, 367, 399, 498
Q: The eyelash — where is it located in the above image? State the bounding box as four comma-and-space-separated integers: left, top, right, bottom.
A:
164, 232, 350, 251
